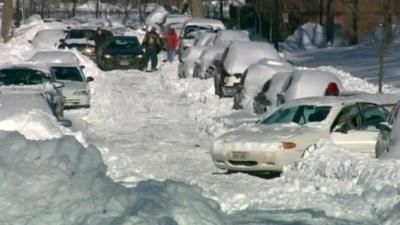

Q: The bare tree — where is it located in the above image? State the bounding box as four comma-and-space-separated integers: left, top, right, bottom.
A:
191, 0, 203, 17
378, 0, 393, 93
1, 0, 14, 42
326, 0, 334, 44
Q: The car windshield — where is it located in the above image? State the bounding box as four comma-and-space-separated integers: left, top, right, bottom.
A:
106, 38, 140, 50
260, 105, 332, 125
184, 25, 213, 39
0, 69, 48, 85
52, 67, 83, 82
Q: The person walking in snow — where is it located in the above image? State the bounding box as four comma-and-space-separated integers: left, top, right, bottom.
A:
164, 27, 178, 63
142, 27, 161, 72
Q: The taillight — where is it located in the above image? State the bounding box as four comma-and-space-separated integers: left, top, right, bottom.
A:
325, 82, 339, 96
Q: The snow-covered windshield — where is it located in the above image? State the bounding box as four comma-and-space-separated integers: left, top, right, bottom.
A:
52, 67, 83, 82
261, 105, 332, 125
0, 69, 48, 85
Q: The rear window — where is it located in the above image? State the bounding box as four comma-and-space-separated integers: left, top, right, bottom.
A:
106, 38, 140, 50
183, 25, 213, 39
261, 105, 332, 125
52, 67, 83, 82
0, 69, 49, 85
68, 30, 96, 40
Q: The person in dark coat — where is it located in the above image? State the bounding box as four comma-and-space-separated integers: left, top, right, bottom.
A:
142, 27, 161, 72
94, 27, 111, 52
164, 27, 178, 63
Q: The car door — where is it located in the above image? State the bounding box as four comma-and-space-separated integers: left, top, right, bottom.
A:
330, 103, 389, 157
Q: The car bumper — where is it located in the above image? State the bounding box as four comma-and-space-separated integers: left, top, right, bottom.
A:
64, 95, 90, 109
211, 149, 303, 172
102, 58, 144, 70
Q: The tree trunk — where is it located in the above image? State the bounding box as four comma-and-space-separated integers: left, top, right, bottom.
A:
349, 0, 358, 45
378, 0, 392, 93
326, 0, 334, 44
96, 0, 100, 18
1, 0, 14, 42
272, 0, 280, 50
319, 0, 324, 25
191, 0, 203, 17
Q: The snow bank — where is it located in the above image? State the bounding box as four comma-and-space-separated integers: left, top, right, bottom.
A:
0, 131, 228, 225
281, 139, 400, 224
281, 22, 348, 52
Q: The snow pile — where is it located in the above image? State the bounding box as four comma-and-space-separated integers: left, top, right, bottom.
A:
282, 139, 400, 224
0, 131, 228, 225
281, 22, 348, 52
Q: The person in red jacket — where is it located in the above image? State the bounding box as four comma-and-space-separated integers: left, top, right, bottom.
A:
165, 27, 178, 62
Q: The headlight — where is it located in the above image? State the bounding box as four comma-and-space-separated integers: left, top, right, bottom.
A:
137, 54, 144, 59
84, 47, 95, 54
73, 90, 89, 96
103, 54, 112, 59
282, 141, 296, 150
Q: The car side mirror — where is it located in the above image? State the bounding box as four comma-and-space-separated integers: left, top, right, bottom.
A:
53, 81, 64, 89
80, 65, 85, 69
58, 119, 72, 127
28, 40, 32, 44
87, 76, 94, 82
277, 93, 285, 106
377, 122, 392, 132
59, 38, 65, 43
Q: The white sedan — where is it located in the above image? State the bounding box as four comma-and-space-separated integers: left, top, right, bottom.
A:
211, 96, 395, 172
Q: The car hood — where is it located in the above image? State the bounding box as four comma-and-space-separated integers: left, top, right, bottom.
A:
0, 85, 45, 95
104, 47, 143, 55
213, 124, 325, 152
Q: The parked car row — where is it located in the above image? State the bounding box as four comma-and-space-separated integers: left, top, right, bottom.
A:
177, 18, 400, 174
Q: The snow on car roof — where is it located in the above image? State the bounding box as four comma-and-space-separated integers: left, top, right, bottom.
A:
214, 30, 250, 44
30, 50, 80, 65
0, 63, 52, 75
183, 18, 225, 29
282, 95, 399, 108
223, 41, 281, 75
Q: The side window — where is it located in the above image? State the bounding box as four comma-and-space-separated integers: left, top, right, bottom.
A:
389, 103, 400, 124
331, 104, 360, 132
359, 103, 389, 130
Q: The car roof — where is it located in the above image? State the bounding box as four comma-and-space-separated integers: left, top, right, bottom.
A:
0, 63, 52, 75
46, 62, 81, 68
183, 18, 225, 28
282, 95, 400, 108
31, 51, 80, 65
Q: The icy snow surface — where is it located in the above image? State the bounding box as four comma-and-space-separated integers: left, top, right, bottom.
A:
2, 16, 400, 224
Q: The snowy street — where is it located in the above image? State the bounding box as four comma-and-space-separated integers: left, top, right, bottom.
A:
1, 15, 400, 225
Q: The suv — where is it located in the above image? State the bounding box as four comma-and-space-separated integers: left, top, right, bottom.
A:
0, 64, 65, 120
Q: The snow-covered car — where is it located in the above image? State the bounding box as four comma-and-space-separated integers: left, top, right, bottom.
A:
0, 64, 65, 120
97, 36, 144, 71
164, 14, 192, 35
277, 69, 344, 106
28, 29, 67, 49
253, 72, 292, 114
30, 50, 80, 64
211, 96, 394, 172
177, 18, 225, 58
178, 46, 207, 78
233, 59, 294, 110
50, 63, 92, 108
215, 41, 282, 97
29, 50, 92, 108
193, 32, 217, 47
193, 30, 251, 79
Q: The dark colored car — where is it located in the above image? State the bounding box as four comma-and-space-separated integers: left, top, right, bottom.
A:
96, 36, 145, 71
